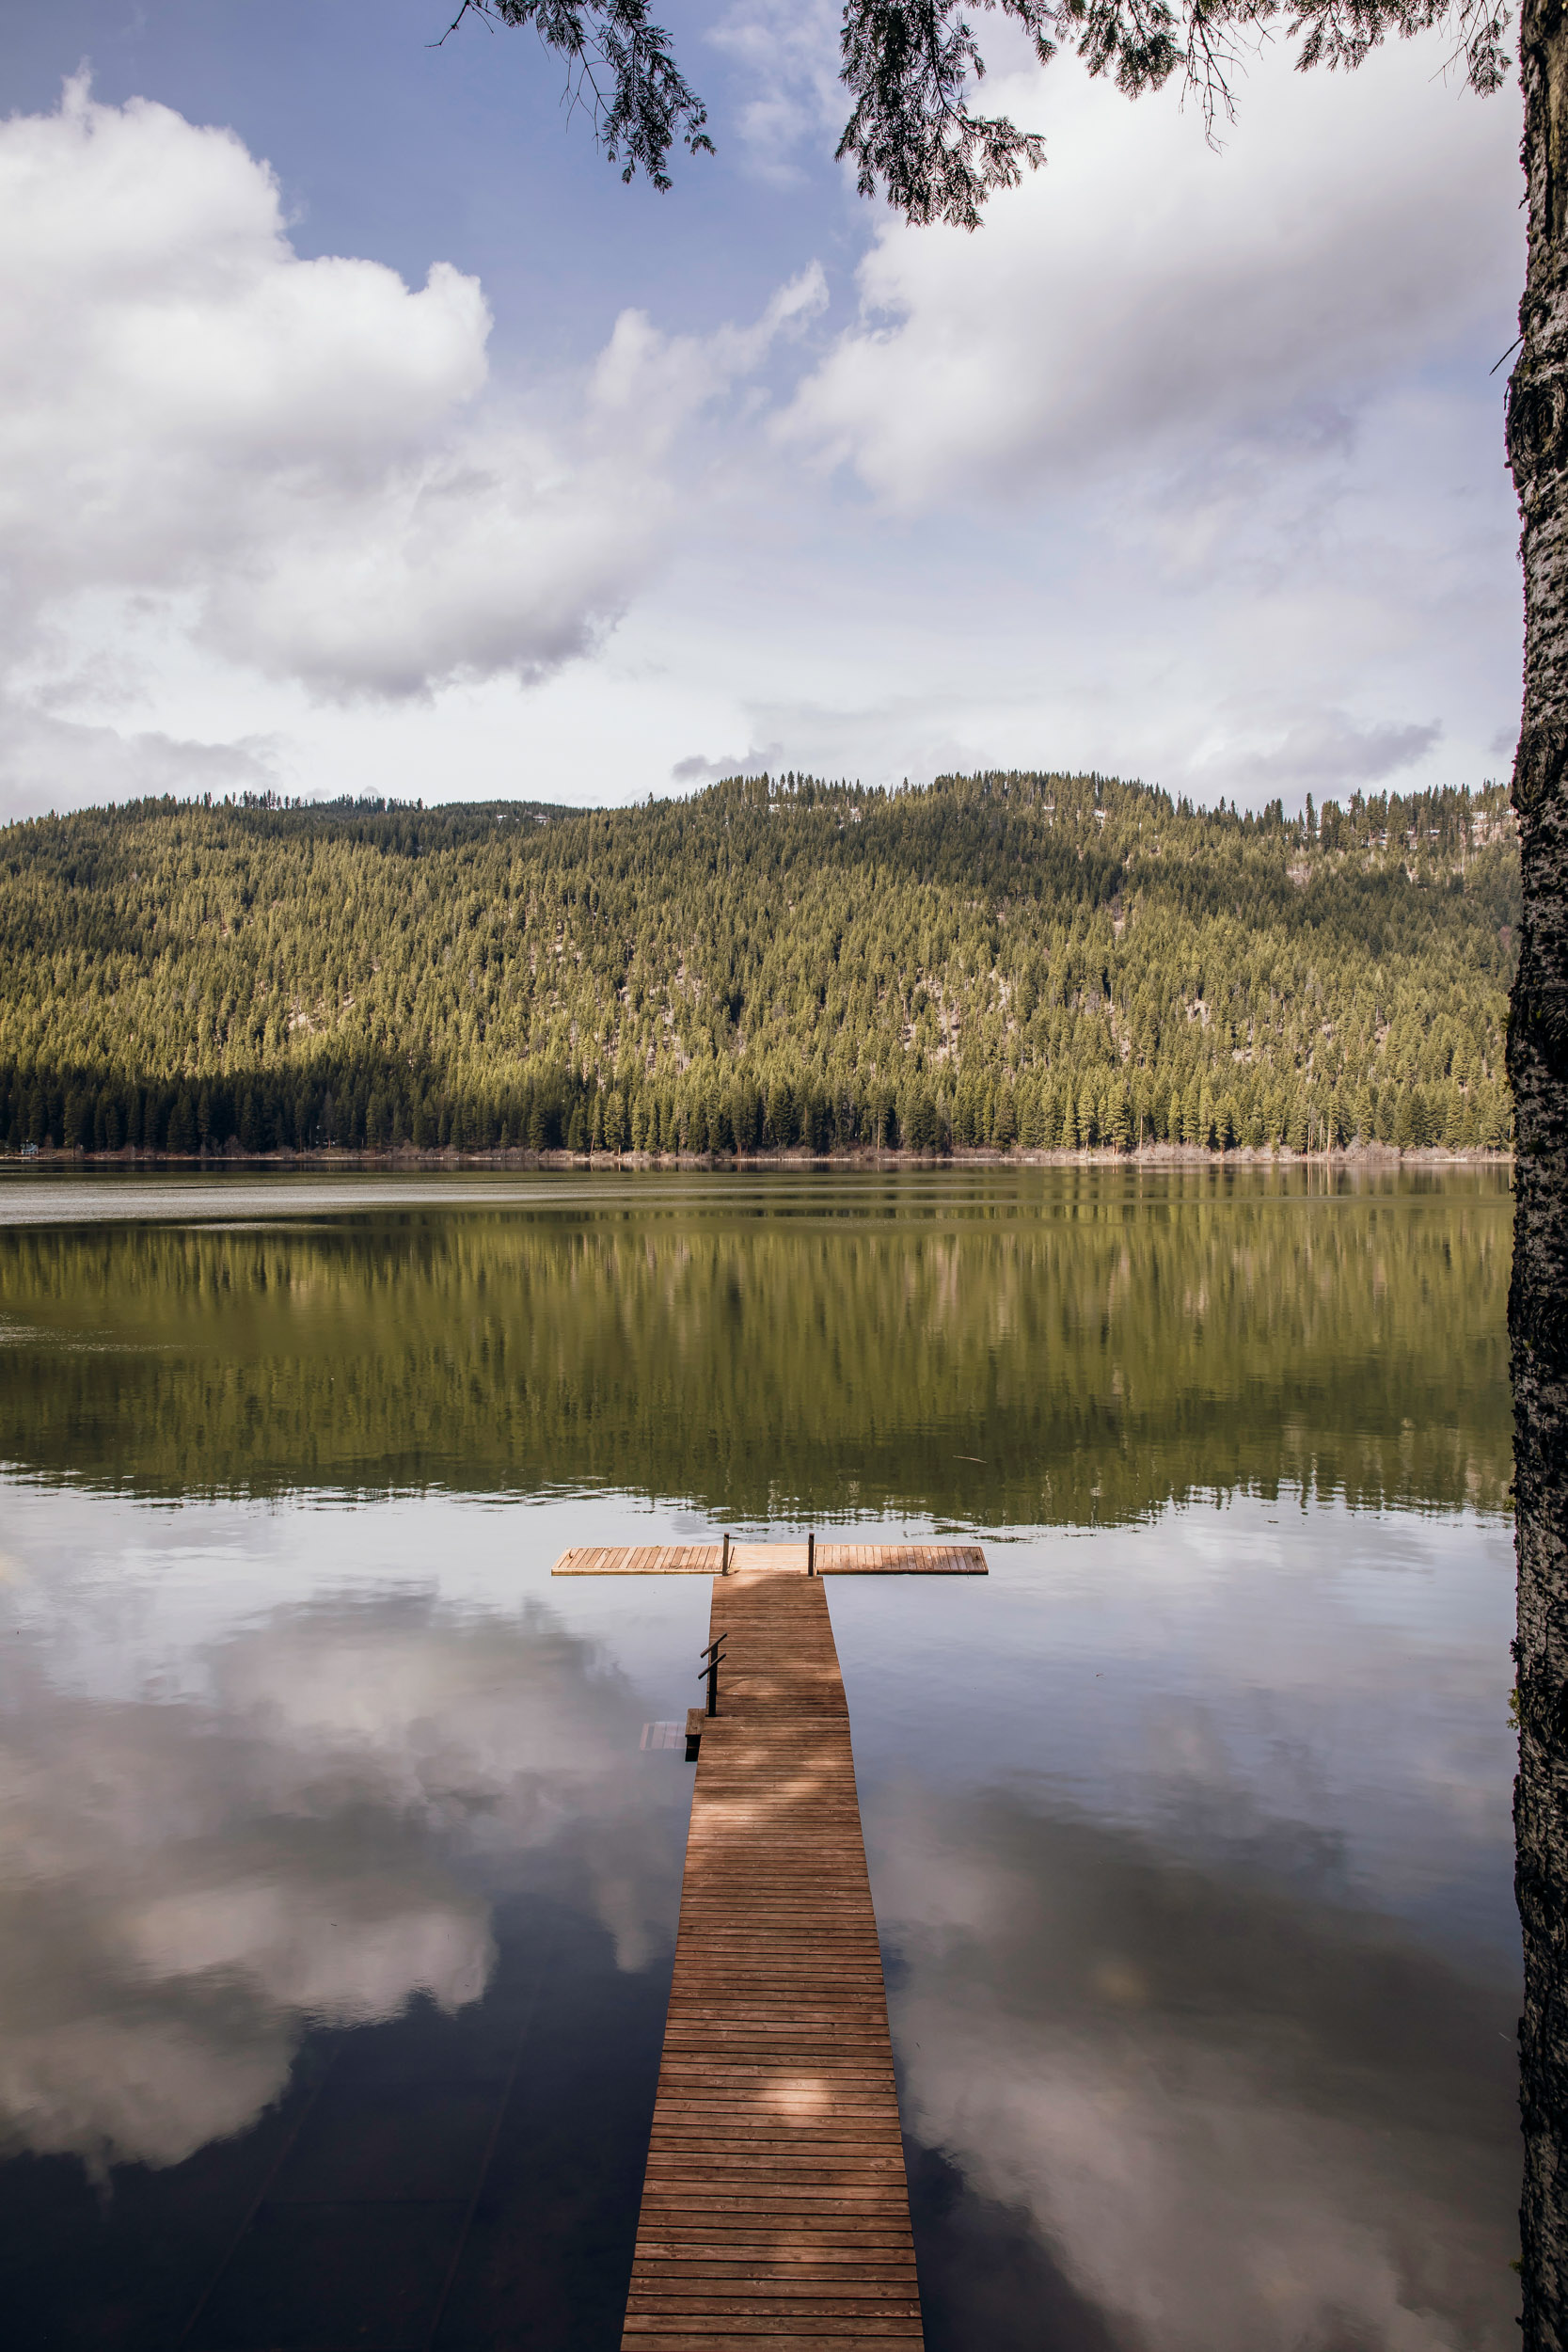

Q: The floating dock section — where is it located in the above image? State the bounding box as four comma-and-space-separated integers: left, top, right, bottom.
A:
553, 1542, 986, 1578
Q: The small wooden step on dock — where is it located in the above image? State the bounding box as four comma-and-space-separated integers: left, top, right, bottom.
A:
553, 1539, 986, 2344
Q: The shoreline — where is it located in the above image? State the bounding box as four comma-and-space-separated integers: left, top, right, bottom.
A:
0, 1142, 1514, 1172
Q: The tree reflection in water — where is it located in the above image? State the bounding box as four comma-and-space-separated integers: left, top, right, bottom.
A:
0, 1167, 1518, 2350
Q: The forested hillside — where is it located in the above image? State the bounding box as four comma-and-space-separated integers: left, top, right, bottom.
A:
0, 771, 1518, 1157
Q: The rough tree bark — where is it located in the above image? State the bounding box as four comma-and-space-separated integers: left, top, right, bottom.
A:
1511, 0, 1568, 2337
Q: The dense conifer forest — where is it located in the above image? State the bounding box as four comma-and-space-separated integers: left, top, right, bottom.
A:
0, 769, 1518, 1158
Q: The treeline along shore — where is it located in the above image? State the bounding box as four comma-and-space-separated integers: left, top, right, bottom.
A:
0, 770, 1517, 1161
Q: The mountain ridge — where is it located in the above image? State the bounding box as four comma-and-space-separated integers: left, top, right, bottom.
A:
0, 770, 1518, 1157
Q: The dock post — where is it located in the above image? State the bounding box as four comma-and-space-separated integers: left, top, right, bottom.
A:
807, 1529, 816, 1576
721, 1532, 731, 1575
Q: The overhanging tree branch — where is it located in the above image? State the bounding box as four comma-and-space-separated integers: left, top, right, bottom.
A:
833, 0, 1511, 226
451, 0, 1507, 216
439, 0, 713, 189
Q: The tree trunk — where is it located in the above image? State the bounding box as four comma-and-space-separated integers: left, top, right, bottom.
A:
1510, 2, 1568, 2340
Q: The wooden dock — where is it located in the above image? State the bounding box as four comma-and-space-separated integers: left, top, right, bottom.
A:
551, 1541, 986, 1577
624, 1570, 919, 2346
553, 1540, 986, 2345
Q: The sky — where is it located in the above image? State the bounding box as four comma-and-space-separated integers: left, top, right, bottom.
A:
0, 0, 1528, 818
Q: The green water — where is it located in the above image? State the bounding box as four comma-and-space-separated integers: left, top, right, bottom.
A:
0, 1165, 1512, 1522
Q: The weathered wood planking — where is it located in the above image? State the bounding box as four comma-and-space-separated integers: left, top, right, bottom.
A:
553, 1542, 987, 1576
622, 1570, 925, 2347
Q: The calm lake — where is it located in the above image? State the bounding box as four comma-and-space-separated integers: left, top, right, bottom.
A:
0, 1165, 1518, 2351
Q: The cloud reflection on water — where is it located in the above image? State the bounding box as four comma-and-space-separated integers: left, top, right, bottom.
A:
879, 1781, 1518, 2351
0, 1592, 685, 2173
0, 1172, 1521, 2352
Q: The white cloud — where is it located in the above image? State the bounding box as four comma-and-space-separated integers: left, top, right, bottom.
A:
0, 77, 820, 751
607, 40, 1524, 817
586, 261, 826, 462
0, 697, 281, 804
781, 44, 1522, 511
0, 41, 1527, 818
706, 0, 844, 182
739, 36, 1526, 814
1186, 706, 1443, 799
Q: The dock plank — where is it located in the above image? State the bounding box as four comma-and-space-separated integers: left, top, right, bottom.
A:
619, 1570, 925, 2347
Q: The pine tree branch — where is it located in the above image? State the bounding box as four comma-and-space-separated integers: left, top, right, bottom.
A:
438, 0, 713, 189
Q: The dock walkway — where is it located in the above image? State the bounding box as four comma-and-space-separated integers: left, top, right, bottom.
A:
550, 1539, 988, 2345
625, 1569, 920, 2348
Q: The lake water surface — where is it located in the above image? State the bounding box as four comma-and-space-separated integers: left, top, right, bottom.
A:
0, 1166, 1518, 2350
